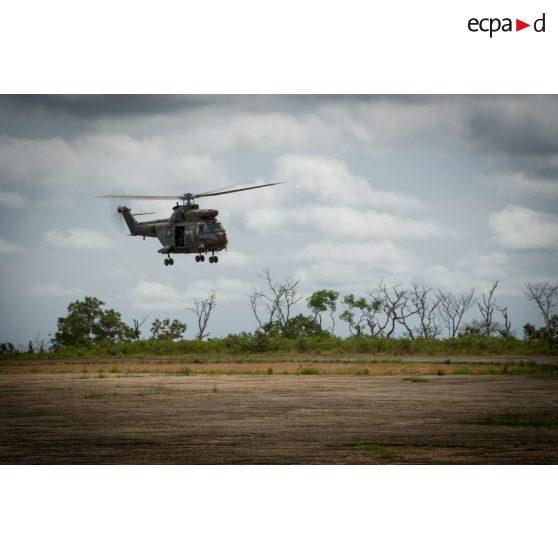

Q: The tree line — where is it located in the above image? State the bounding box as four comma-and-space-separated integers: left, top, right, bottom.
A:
249, 270, 557, 343
1, 271, 557, 355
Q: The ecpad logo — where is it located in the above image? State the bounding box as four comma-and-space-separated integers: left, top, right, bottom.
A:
468, 13, 546, 37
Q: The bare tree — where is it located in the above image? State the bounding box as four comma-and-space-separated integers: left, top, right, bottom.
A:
438, 289, 476, 338
497, 305, 513, 337
250, 269, 303, 334
477, 280, 500, 336
373, 281, 418, 338
409, 282, 442, 339
190, 291, 217, 341
131, 316, 149, 340
524, 282, 558, 327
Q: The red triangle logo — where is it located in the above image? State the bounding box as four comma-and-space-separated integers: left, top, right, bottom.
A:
516, 19, 530, 31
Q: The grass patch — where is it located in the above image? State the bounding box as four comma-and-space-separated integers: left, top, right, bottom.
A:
436, 370, 445, 376
267, 367, 273, 375
296, 366, 321, 375
109, 366, 120, 374
354, 443, 401, 461
403, 376, 429, 383
476, 414, 558, 428
355, 368, 370, 376
97, 373, 106, 378
46, 386, 66, 392
212, 385, 218, 393
83, 392, 106, 399
453, 364, 558, 376
173, 367, 192, 376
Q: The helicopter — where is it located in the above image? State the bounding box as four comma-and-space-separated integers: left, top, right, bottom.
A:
98, 181, 283, 266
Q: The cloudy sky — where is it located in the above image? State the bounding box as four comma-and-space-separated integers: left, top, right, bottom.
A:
0, 95, 557, 345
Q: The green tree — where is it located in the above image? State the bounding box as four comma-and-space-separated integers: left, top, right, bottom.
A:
150, 318, 187, 340
53, 297, 133, 348
523, 315, 558, 343
307, 289, 339, 333
283, 314, 325, 339
0, 342, 17, 355
339, 294, 371, 336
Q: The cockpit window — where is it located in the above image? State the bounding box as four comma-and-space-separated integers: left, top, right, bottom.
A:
205, 221, 223, 233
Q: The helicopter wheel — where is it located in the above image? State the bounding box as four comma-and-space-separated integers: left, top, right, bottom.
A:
169, 258, 174, 266
209, 256, 214, 263
164, 258, 169, 266
214, 256, 218, 263
200, 255, 205, 262
195, 255, 200, 262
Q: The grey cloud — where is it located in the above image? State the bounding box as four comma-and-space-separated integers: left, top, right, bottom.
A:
466, 96, 558, 182
1, 94, 557, 345
1, 95, 212, 117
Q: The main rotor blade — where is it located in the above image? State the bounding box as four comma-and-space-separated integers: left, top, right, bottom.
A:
97, 194, 181, 200
194, 182, 284, 199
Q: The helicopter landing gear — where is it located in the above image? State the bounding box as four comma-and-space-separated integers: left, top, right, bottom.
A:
195, 255, 205, 263
164, 258, 174, 266
209, 255, 219, 264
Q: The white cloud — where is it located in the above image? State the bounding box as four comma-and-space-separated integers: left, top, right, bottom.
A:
29, 283, 83, 298
245, 205, 443, 240
424, 252, 511, 293
290, 240, 418, 286
0, 237, 24, 254
489, 205, 558, 250
221, 251, 252, 267
128, 281, 181, 309
233, 154, 444, 242
45, 228, 113, 250
455, 252, 510, 280
0, 191, 25, 207
108, 98, 468, 155
129, 278, 250, 310
0, 134, 229, 207
482, 173, 558, 199
274, 154, 425, 211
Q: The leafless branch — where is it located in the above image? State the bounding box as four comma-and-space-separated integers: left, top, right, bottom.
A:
190, 291, 217, 341
438, 289, 476, 338
132, 316, 149, 340
477, 280, 499, 336
524, 282, 558, 328
250, 269, 303, 334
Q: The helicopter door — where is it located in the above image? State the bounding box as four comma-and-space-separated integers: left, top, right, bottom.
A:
184, 225, 194, 249
175, 226, 185, 248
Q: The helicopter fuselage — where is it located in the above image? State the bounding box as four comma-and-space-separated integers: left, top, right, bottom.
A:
118, 204, 227, 263
99, 180, 282, 266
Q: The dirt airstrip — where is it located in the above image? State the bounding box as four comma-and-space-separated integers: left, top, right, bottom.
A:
1, 358, 557, 464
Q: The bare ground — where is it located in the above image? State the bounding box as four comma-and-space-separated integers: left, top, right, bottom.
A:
1, 365, 557, 464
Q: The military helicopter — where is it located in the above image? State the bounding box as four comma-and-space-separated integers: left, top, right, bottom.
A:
98, 182, 282, 266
